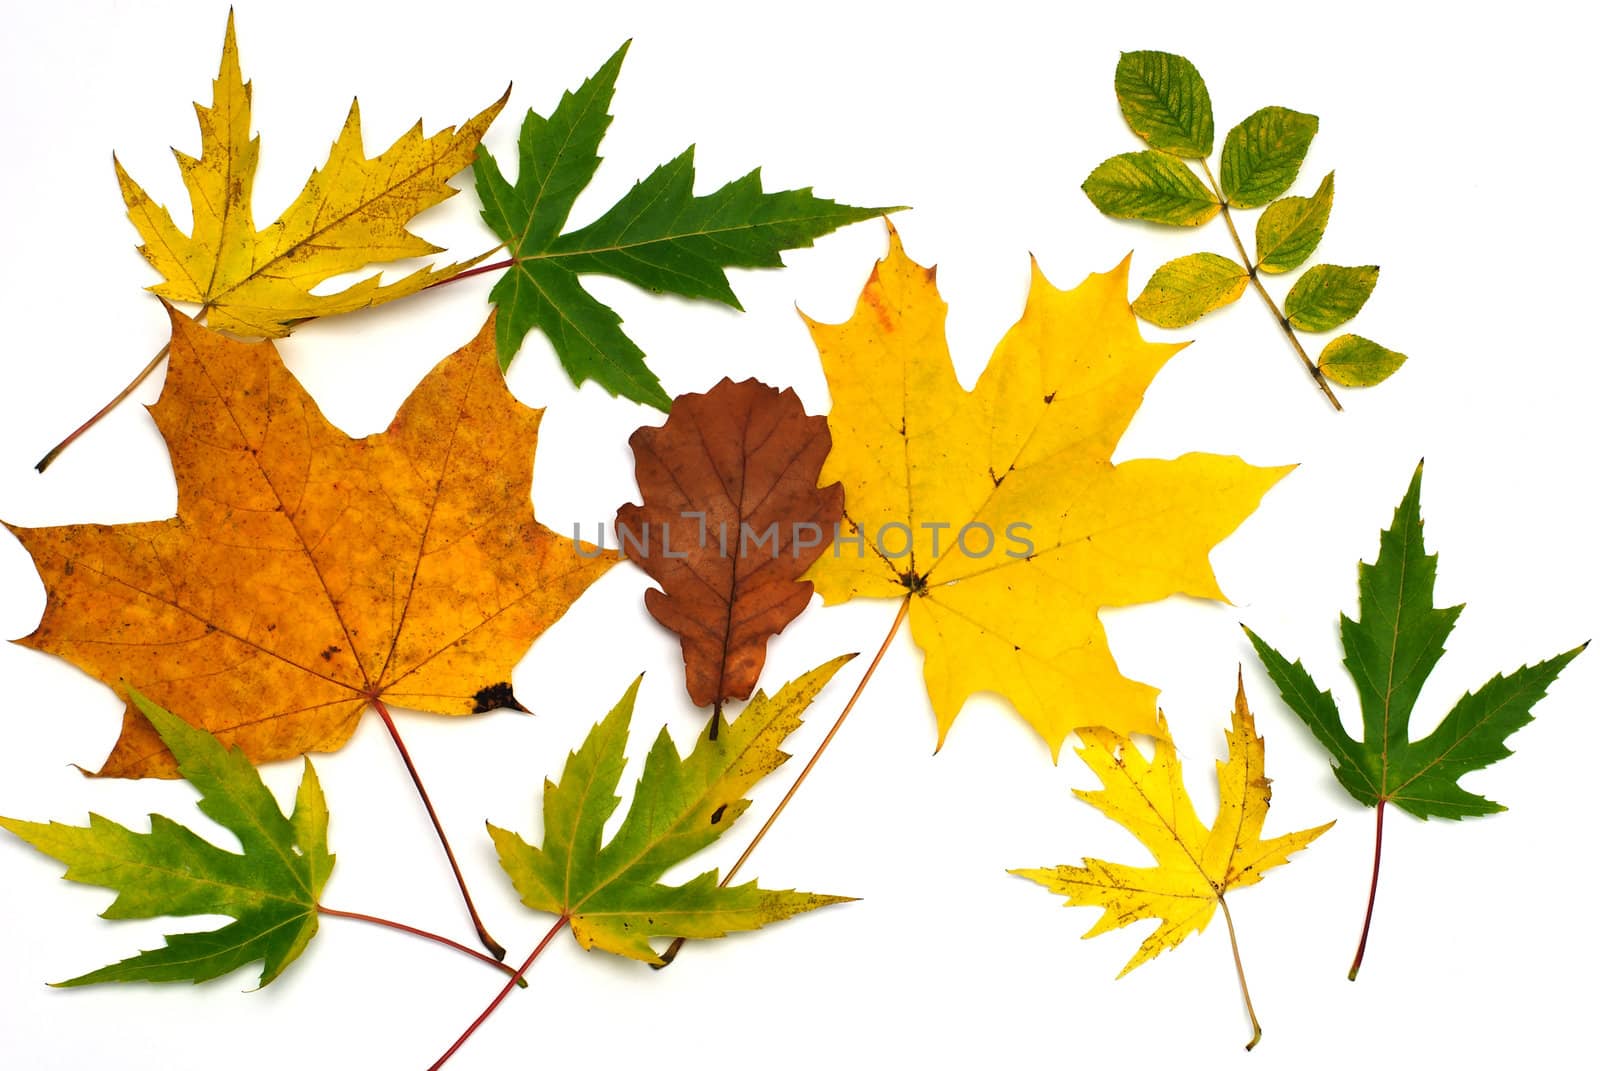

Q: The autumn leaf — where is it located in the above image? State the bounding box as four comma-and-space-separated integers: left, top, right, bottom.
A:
116, 12, 506, 337
489, 657, 855, 962
1131, 251, 1248, 328
472, 42, 891, 408
802, 224, 1290, 755
1245, 462, 1585, 979
1318, 334, 1406, 387
616, 378, 843, 730
6, 308, 616, 777
1083, 50, 1408, 406
1013, 673, 1331, 1050
0, 691, 332, 987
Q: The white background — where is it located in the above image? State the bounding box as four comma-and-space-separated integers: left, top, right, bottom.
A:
1, 1, 1595, 1068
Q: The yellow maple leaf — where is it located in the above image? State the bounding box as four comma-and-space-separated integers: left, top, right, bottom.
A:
1013, 674, 1332, 1049
804, 223, 1292, 754
114, 12, 506, 337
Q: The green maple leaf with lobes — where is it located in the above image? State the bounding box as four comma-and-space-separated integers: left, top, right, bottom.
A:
0, 692, 332, 987
116, 12, 506, 337
473, 42, 891, 409
1246, 462, 1585, 977
491, 657, 855, 962
1247, 463, 1585, 820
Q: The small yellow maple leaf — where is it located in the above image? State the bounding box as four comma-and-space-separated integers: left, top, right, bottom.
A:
1014, 674, 1331, 1048
804, 223, 1292, 754
114, 12, 506, 337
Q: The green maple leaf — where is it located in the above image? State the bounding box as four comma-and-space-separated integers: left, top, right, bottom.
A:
0, 692, 332, 987
1245, 461, 1584, 977
472, 42, 893, 409
490, 656, 855, 962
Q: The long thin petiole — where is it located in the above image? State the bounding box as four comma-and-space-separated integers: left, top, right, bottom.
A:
1198, 159, 1342, 412
35, 341, 172, 472
317, 905, 526, 987
429, 915, 570, 1070
1219, 896, 1263, 1051
1349, 797, 1387, 981
655, 596, 912, 967
37, 244, 514, 474
373, 698, 506, 961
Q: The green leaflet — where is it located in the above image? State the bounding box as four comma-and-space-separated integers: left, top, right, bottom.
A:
1114, 50, 1213, 157
1246, 463, 1585, 819
473, 43, 889, 409
490, 657, 855, 963
0, 693, 332, 986
1220, 106, 1318, 209
1255, 172, 1333, 273
1132, 252, 1247, 327
1319, 334, 1406, 387
1081, 151, 1218, 226
1285, 264, 1379, 331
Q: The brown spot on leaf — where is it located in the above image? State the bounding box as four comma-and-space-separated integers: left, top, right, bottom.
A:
473, 681, 527, 714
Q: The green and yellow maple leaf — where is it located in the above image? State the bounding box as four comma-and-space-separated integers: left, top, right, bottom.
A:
0, 692, 332, 987
490, 658, 854, 962
804, 224, 1291, 755
115, 12, 506, 337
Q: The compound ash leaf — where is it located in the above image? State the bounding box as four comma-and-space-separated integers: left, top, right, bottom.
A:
1013, 674, 1331, 1050
0, 692, 332, 987
802, 224, 1291, 756
616, 378, 843, 723
489, 657, 855, 962
116, 12, 506, 337
6, 308, 616, 777
473, 42, 891, 408
1246, 461, 1586, 978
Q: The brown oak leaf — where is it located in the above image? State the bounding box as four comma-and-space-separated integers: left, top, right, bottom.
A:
7, 308, 616, 777
616, 378, 842, 722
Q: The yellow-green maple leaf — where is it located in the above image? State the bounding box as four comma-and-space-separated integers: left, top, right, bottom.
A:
114, 12, 506, 337
804, 224, 1292, 755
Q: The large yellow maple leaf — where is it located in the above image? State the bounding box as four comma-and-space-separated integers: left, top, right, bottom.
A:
6, 309, 615, 777
805, 224, 1292, 754
114, 12, 506, 337
1013, 675, 1331, 1048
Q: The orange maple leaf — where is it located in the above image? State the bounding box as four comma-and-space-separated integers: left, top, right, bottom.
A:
7, 309, 616, 777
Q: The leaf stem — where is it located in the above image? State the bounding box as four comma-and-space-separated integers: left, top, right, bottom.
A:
317, 904, 526, 987
1197, 160, 1342, 412
654, 596, 912, 967
1349, 797, 1386, 981
428, 915, 570, 1070
1218, 895, 1263, 1051
35, 340, 172, 473
372, 697, 506, 961
421, 251, 515, 290
37, 239, 511, 474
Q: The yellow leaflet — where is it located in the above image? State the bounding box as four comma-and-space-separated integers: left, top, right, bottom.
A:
115, 12, 506, 337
